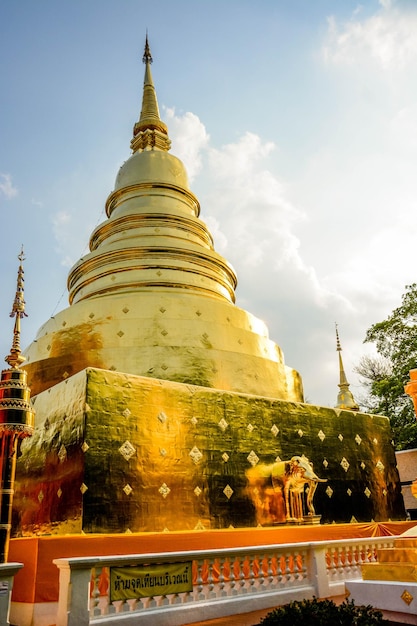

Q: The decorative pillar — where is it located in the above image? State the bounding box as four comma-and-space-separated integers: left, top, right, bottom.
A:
0, 250, 34, 562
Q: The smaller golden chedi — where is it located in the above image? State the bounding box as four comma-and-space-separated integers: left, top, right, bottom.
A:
335, 324, 359, 411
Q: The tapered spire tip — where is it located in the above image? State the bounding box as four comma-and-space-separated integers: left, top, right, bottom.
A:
131, 34, 171, 153
5, 247, 28, 369
143, 33, 153, 64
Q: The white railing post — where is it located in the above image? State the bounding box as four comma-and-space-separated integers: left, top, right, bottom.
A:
54, 558, 97, 626
308, 544, 331, 598
0, 562, 23, 626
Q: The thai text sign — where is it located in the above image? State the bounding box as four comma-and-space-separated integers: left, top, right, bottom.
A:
110, 561, 192, 601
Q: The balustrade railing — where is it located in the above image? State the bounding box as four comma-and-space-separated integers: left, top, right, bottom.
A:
54, 536, 395, 626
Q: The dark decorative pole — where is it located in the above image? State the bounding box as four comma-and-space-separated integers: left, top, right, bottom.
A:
0, 249, 34, 562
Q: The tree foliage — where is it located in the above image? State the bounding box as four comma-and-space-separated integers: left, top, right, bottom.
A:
356, 283, 417, 450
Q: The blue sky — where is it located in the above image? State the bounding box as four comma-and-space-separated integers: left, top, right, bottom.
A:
1, 0, 417, 406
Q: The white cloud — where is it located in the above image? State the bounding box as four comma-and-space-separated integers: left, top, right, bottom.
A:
169, 109, 351, 327
0, 173, 18, 199
323, 3, 417, 70
165, 107, 210, 182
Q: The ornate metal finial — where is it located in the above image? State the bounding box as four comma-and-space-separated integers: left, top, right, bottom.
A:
131, 34, 171, 153
5, 247, 28, 369
335, 322, 342, 352
143, 32, 153, 64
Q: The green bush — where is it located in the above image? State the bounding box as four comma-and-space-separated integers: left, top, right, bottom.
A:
255, 597, 388, 625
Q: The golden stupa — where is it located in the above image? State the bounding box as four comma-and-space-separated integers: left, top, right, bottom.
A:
13, 39, 404, 535
23, 37, 302, 404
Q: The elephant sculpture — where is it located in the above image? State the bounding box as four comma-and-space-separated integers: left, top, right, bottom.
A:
246, 455, 326, 524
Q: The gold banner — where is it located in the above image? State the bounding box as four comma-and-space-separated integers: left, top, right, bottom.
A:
110, 561, 192, 601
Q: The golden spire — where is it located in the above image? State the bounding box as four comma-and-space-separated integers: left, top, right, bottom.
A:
0, 248, 33, 562
131, 34, 171, 153
5, 247, 27, 369
335, 324, 359, 411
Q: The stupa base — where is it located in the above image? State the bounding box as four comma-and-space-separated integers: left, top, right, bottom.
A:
347, 579, 417, 625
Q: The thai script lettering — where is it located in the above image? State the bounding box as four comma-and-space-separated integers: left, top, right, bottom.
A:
110, 562, 192, 601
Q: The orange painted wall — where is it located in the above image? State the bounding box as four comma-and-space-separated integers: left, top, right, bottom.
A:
9, 521, 416, 604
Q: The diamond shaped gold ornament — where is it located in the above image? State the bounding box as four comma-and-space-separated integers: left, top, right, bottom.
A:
318, 430, 326, 442
218, 418, 228, 432
247, 450, 259, 467
159, 483, 171, 498
326, 486, 333, 498
401, 590, 413, 606
189, 446, 203, 464
271, 424, 279, 437
58, 445, 67, 462
119, 440, 136, 461
223, 484, 234, 499
158, 411, 168, 424
340, 457, 350, 472
194, 520, 205, 530
123, 484, 133, 496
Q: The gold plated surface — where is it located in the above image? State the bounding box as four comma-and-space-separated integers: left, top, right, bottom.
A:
362, 563, 417, 582
14, 368, 404, 535
23, 291, 303, 402
378, 548, 417, 564
361, 535, 417, 582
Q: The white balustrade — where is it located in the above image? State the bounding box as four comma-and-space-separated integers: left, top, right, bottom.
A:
0, 562, 23, 626
53, 536, 395, 626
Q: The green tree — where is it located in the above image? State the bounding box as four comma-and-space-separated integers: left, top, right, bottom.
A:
355, 283, 417, 450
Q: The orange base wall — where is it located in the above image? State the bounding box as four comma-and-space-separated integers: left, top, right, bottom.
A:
9, 521, 416, 604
